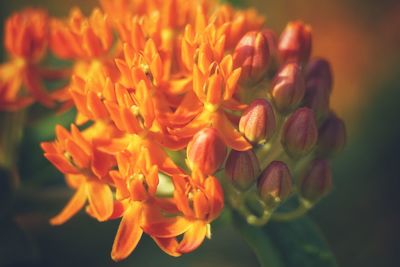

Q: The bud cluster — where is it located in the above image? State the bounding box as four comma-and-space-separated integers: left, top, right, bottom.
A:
223, 20, 346, 224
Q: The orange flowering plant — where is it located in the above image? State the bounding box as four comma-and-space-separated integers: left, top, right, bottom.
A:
0, 0, 346, 265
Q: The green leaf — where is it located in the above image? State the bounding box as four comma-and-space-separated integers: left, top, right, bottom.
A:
232, 211, 285, 267
232, 210, 338, 267
265, 217, 338, 267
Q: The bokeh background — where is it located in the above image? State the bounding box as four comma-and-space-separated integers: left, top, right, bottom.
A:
1, 0, 400, 266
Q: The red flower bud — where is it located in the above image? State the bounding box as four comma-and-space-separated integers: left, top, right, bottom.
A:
261, 29, 278, 57
298, 159, 332, 202
281, 107, 318, 158
303, 82, 330, 120
270, 62, 305, 112
278, 21, 312, 64
233, 31, 270, 85
317, 113, 346, 157
225, 149, 260, 191
239, 99, 276, 144
306, 58, 333, 94
303, 58, 333, 119
257, 161, 292, 203
187, 127, 227, 175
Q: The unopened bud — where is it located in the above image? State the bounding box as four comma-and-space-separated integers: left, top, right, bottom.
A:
225, 149, 260, 191
281, 107, 318, 158
303, 81, 330, 120
239, 99, 276, 144
270, 62, 305, 112
317, 113, 346, 157
303, 58, 333, 119
298, 159, 332, 202
278, 21, 312, 64
261, 29, 278, 57
306, 58, 333, 94
257, 161, 292, 204
187, 127, 227, 176
233, 31, 270, 85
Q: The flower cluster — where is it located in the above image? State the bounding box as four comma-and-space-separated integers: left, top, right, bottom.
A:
1, 0, 345, 261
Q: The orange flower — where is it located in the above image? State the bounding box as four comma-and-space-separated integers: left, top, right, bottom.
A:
50, 8, 113, 60
144, 170, 224, 255
109, 148, 187, 260
169, 53, 252, 151
5, 8, 48, 62
0, 9, 55, 110
108, 148, 159, 261
69, 64, 116, 124
41, 124, 116, 224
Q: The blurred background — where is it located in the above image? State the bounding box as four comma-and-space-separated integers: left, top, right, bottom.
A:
1, 0, 400, 266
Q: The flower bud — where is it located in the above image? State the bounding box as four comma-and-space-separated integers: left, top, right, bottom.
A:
278, 21, 312, 64
261, 29, 278, 57
233, 31, 270, 85
187, 127, 227, 176
257, 161, 292, 203
317, 113, 346, 157
303, 79, 330, 119
270, 62, 305, 112
303, 59, 333, 119
298, 159, 332, 202
239, 99, 276, 144
225, 149, 260, 191
306, 58, 333, 94
281, 107, 318, 158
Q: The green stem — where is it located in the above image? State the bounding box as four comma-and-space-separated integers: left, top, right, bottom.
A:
271, 198, 312, 221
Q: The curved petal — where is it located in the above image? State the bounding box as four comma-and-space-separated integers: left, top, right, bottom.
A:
111, 202, 143, 261
143, 216, 192, 238
152, 237, 181, 257
91, 146, 115, 178
204, 176, 224, 221
177, 220, 207, 254
44, 153, 78, 174
86, 181, 113, 221
213, 112, 252, 151
50, 185, 87, 225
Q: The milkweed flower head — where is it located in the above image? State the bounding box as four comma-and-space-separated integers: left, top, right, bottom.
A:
1, 0, 346, 261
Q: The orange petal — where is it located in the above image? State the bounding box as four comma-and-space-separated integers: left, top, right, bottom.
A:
91, 146, 115, 178
66, 139, 90, 168
50, 185, 86, 225
121, 107, 141, 133
204, 176, 224, 220
224, 67, 241, 100
86, 181, 113, 221
44, 153, 78, 174
87, 90, 109, 118
111, 202, 143, 261
143, 216, 191, 238
213, 112, 252, 151
193, 191, 209, 220
146, 142, 183, 176
23, 68, 54, 107
177, 220, 207, 254
169, 110, 209, 138
152, 237, 181, 257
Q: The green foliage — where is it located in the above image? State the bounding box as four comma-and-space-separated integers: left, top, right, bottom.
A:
233, 210, 338, 267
